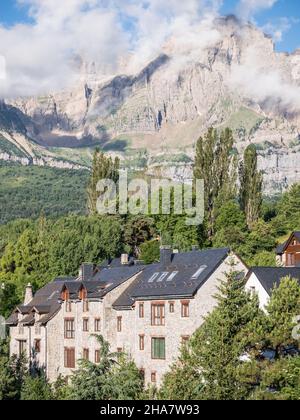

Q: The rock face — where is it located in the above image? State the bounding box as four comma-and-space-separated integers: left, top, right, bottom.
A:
2, 16, 300, 194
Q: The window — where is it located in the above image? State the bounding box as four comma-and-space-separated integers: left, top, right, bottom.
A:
181, 336, 190, 346
95, 350, 100, 364
83, 299, 89, 313
18, 324, 24, 335
64, 318, 75, 339
117, 348, 123, 353
18, 340, 27, 356
148, 273, 159, 283
287, 253, 295, 266
83, 318, 89, 332
151, 304, 165, 326
151, 337, 166, 360
79, 287, 87, 300
181, 301, 190, 318
117, 316, 122, 332
83, 348, 89, 361
157, 272, 169, 282
191, 265, 208, 279
35, 323, 41, 335
34, 339, 41, 353
151, 372, 157, 383
64, 347, 75, 368
61, 289, 70, 301
139, 335, 145, 351
167, 271, 178, 282
169, 302, 175, 313
65, 300, 72, 313
139, 303, 144, 318
94, 318, 101, 332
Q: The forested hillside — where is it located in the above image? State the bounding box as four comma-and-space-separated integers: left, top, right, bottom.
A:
0, 163, 89, 224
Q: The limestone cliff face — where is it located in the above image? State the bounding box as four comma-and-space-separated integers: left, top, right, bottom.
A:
2, 16, 300, 193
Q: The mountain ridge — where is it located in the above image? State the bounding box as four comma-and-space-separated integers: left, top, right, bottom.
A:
1, 16, 300, 194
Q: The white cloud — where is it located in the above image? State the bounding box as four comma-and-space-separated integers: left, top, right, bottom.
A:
0, 0, 223, 97
261, 17, 292, 42
237, 0, 278, 21
229, 46, 300, 111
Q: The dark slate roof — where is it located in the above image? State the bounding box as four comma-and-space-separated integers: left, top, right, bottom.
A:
6, 280, 66, 326
113, 248, 233, 307
276, 232, 300, 254
7, 263, 144, 325
6, 312, 18, 326
249, 267, 300, 295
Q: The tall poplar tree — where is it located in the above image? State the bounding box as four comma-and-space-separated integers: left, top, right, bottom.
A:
193, 127, 237, 240
87, 149, 120, 214
239, 145, 263, 229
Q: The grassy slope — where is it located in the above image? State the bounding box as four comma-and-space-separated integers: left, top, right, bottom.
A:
0, 162, 89, 224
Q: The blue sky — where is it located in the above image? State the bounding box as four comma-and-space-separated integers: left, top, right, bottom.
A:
0, 0, 299, 52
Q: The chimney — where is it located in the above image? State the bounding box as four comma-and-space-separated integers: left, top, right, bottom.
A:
80, 263, 95, 281
160, 246, 173, 267
24, 283, 33, 305
121, 254, 129, 265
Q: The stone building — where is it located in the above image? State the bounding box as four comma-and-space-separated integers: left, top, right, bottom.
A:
7, 247, 247, 385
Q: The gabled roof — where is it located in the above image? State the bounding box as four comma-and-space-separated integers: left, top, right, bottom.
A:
113, 248, 235, 307
6, 263, 144, 326
276, 232, 300, 255
248, 267, 300, 296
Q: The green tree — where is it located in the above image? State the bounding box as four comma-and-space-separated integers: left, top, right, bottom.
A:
70, 335, 143, 400
140, 240, 160, 264
87, 149, 120, 214
21, 372, 53, 400
0, 340, 28, 401
252, 357, 300, 400
160, 267, 262, 400
124, 216, 156, 257
194, 128, 237, 241
239, 145, 263, 229
265, 277, 300, 357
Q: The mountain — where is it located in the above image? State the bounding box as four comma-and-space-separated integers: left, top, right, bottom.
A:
1, 16, 300, 194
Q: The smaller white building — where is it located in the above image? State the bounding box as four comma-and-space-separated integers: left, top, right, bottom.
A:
245, 267, 300, 310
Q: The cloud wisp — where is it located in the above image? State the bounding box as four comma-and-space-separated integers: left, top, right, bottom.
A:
0, 0, 222, 97
236, 0, 278, 21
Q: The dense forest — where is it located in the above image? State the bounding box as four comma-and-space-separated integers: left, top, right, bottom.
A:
0, 128, 300, 400
0, 162, 89, 224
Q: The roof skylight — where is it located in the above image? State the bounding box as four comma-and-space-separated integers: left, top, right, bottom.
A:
148, 273, 159, 283
167, 271, 179, 281
191, 265, 208, 280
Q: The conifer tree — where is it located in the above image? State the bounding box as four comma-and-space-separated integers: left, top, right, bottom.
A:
160, 266, 262, 400
239, 145, 263, 229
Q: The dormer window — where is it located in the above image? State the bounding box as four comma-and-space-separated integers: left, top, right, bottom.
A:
79, 287, 87, 300
61, 289, 70, 302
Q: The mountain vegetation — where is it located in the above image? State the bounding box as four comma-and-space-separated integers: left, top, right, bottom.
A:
0, 129, 300, 400
0, 162, 89, 224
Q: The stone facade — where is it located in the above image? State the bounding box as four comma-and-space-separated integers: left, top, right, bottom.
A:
8, 252, 247, 386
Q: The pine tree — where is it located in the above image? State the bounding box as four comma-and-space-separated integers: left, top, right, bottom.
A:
21, 372, 53, 400
87, 149, 120, 214
193, 128, 237, 241
160, 266, 262, 400
239, 145, 263, 229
